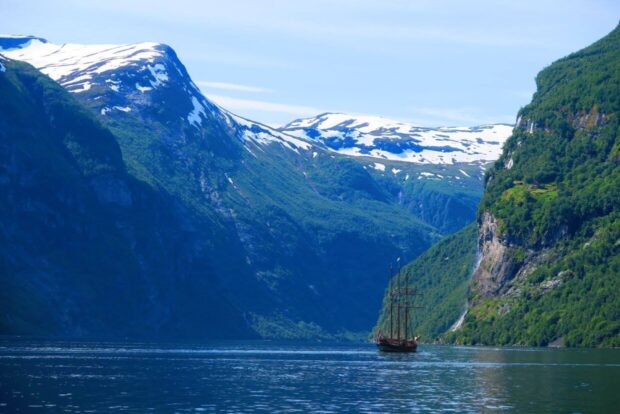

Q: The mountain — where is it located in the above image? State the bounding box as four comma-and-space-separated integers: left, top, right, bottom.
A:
281, 113, 512, 165
0, 36, 448, 338
0, 56, 252, 338
0, 35, 307, 151
375, 24, 620, 347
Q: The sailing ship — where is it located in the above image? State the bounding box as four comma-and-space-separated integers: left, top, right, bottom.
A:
375, 259, 421, 352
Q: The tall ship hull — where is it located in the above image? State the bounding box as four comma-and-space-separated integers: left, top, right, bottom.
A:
375, 335, 418, 353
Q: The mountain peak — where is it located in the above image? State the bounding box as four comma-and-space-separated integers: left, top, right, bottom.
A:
1, 35, 315, 153
0, 35, 48, 51
0, 36, 171, 85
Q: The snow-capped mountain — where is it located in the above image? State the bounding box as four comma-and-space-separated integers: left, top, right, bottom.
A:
0, 34, 509, 339
0, 35, 441, 339
0, 35, 310, 153
0, 35, 512, 166
281, 113, 513, 165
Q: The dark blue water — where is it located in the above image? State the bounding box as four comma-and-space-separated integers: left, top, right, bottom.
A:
0, 338, 619, 413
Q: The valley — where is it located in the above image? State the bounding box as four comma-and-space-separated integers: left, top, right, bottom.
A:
0, 35, 512, 339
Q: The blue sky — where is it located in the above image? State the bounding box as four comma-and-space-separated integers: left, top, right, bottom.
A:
2, 1, 619, 126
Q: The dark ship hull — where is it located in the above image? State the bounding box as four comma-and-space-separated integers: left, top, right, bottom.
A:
375, 335, 418, 353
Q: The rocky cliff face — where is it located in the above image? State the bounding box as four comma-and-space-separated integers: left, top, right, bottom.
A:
470, 212, 516, 299
447, 24, 620, 347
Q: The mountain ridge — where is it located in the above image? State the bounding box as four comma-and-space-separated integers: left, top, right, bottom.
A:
1, 36, 514, 167
280, 112, 513, 165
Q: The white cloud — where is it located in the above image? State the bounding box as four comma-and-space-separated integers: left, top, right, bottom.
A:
205, 94, 324, 117
196, 81, 272, 93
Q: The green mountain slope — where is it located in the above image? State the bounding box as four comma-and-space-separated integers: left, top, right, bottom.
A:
0, 58, 253, 338
98, 96, 437, 336
55, 44, 444, 336
365, 161, 484, 234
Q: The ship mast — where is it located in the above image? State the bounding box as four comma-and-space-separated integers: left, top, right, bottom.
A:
396, 258, 401, 340
395, 258, 422, 341
389, 264, 393, 339
404, 270, 409, 340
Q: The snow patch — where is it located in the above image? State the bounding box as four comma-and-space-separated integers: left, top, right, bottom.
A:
372, 162, 386, 172
147, 63, 168, 87
1, 38, 165, 84
135, 83, 153, 92
225, 111, 313, 152
187, 96, 206, 127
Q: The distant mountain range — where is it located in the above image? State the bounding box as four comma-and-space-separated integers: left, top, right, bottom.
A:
281, 112, 512, 165
0, 35, 513, 339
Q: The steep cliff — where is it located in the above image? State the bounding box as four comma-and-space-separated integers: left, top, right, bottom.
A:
449, 24, 620, 347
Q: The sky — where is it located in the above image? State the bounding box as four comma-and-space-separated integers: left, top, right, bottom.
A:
2, 0, 619, 127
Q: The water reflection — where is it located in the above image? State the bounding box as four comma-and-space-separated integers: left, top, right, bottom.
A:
0, 339, 618, 413
469, 346, 620, 413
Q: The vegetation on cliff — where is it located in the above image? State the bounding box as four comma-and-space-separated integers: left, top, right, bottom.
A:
452, 24, 620, 347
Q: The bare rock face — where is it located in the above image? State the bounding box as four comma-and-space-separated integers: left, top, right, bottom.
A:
470, 212, 518, 300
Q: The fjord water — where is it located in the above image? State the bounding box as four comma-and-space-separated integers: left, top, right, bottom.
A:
0, 339, 618, 413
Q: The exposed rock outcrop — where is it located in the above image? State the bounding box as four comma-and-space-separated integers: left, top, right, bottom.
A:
470, 212, 518, 299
